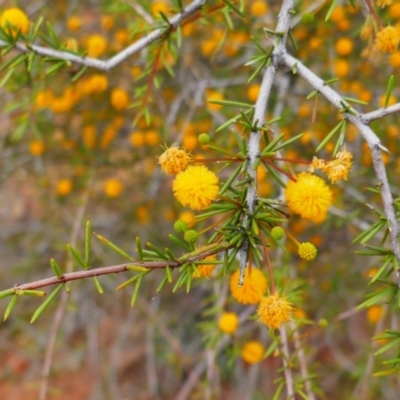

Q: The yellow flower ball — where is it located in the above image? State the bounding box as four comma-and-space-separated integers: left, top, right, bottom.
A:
82, 125, 96, 149
104, 179, 123, 198
375, 26, 400, 53
389, 51, 400, 67
250, 1, 268, 17
247, 83, 260, 102
87, 34, 107, 58
110, 88, 130, 111
389, 3, 400, 18
145, 130, 160, 146
206, 90, 223, 111
192, 255, 217, 279
101, 15, 114, 31
257, 293, 293, 330
298, 242, 317, 261
29, 140, 45, 156
178, 210, 195, 228
115, 29, 129, 45
335, 37, 354, 56
67, 16, 82, 31
367, 305, 384, 324
0, 7, 30, 37
230, 267, 267, 305
130, 131, 145, 147
218, 312, 239, 334
173, 165, 219, 210
285, 172, 332, 220
159, 145, 191, 175
56, 179, 73, 196
334, 59, 350, 78
241, 341, 265, 364
151, 1, 169, 16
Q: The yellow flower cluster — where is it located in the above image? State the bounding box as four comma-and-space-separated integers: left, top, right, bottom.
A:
257, 293, 293, 330
298, 242, 317, 261
230, 267, 267, 305
172, 165, 219, 210
192, 255, 216, 279
0, 7, 30, 37
241, 341, 265, 364
158, 145, 191, 175
375, 26, 400, 53
310, 149, 353, 184
218, 312, 239, 334
285, 172, 332, 220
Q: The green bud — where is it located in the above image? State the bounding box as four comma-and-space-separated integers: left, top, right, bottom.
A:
198, 133, 210, 145
301, 13, 314, 25
184, 229, 199, 244
174, 220, 188, 233
271, 226, 285, 240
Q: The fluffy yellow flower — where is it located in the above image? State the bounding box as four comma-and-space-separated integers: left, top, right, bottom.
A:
257, 293, 293, 330
298, 242, 317, 261
29, 140, 45, 156
159, 145, 191, 175
0, 7, 30, 37
56, 179, 73, 196
377, 0, 393, 8
310, 149, 353, 184
218, 312, 239, 334
230, 267, 267, 305
241, 341, 265, 364
110, 88, 129, 111
375, 26, 400, 53
285, 172, 332, 220
192, 255, 216, 278
104, 179, 123, 198
87, 34, 107, 57
173, 166, 219, 210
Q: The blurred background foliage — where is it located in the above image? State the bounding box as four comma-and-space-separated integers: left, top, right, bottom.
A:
1, 0, 400, 399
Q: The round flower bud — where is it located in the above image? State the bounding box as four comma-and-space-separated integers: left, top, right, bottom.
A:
271, 226, 285, 240
184, 229, 199, 243
298, 242, 317, 261
218, 312, 239, 334
301, 13, 314, 25
198, 133, 210, 145
174, 220, 188, 233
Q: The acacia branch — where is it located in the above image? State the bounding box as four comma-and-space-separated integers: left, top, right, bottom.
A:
8, 244, 230, 292
281, 52, 400, 285
0, 0, 208, 71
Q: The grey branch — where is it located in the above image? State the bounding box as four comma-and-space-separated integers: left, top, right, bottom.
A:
281, 52, 400, 285
10, 244, 230, 292
0, 0, 208, 71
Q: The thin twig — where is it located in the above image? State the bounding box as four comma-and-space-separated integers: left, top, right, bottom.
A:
0, 0, 208, 71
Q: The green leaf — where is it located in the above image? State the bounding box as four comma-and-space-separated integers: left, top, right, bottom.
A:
157, 275, 169, 293
220, 163, 243, 195
248, 56, 269, 84
46, 60, 66, 75
4, 295, 18, 321
50, 258, 62, 277
131, 272, 143, 307
71, 65, 88, 82
46, 21, 61, 48
207, 99, 253, 108
146, 242, 168, 260
325, 0, 339, 22
30, 284, 63, 323
384, 75, 395, 108
0, 67, 16, 87
116, 274, 141, 290
93, 276, 104, 294
357, 287, 396, 309
375, 337, 400, 356
136, 237, 144, 261
369, 256, 393, 286
0, 289, 15, 299
315, 120, 345, 152
67, 244, 86, 269
176, 24, 182, 48
95, 233, 135, 262
222, 0, 246, 18
10, 119, 29, 142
